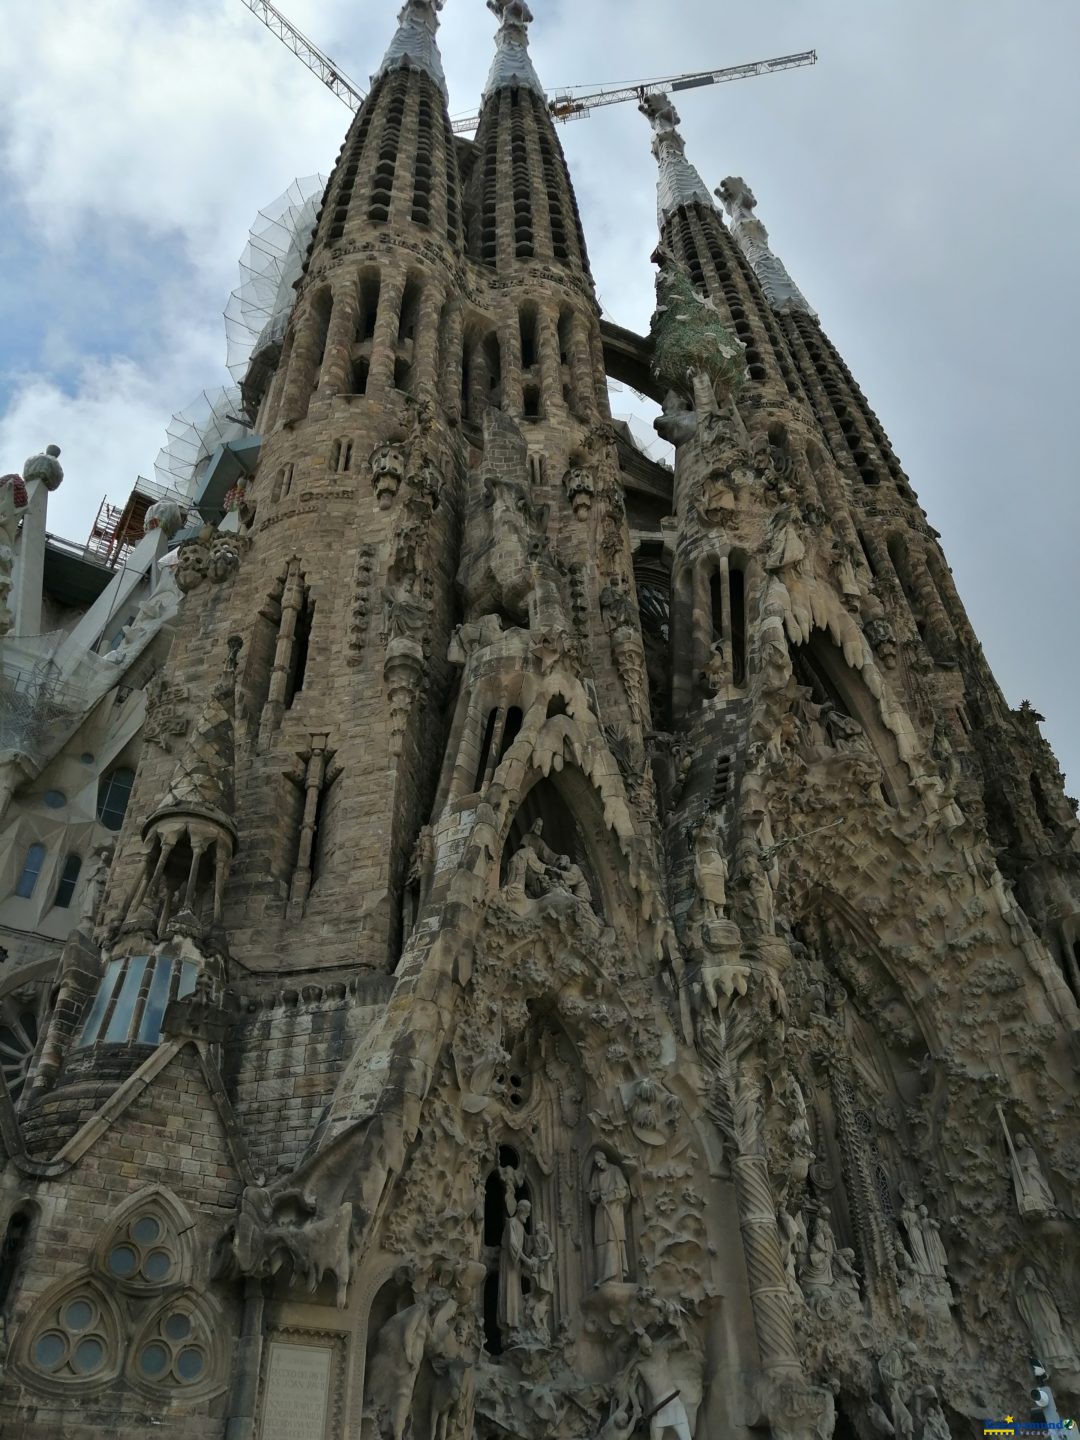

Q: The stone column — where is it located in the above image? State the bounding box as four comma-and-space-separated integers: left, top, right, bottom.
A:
536, 305, 565, 416
13, 480, 48, 637
440, 300, 464, 421
318, 283, 359, 396
732, 1150, 802, 1372
259, 559, 304, 747
500, 306, 525, 420
413, 279, 446, 409
369, 269, 405, 395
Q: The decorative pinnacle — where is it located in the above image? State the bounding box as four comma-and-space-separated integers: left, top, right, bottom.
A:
639, 92, 713, 229
373, 0, 448, 103
483, 0, 545, 99
716, 176, 815, 315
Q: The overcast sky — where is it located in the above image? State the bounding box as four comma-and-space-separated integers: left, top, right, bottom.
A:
1, 1, 1077, 789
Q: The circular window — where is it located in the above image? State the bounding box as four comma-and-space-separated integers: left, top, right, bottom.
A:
143, 1249, 173, 1282
43, 790, 67, 809
164, 1312, 191, 1342
108, 1244, 138, 1278
132, 1216, 160, 1245
80, 752, 95, 765
73, 1337, 104, 1374
34, 1332, 67, 1370
177, 1347, 205, 1382
65, 1300, 94, 1332
139, 1342, 169, 1377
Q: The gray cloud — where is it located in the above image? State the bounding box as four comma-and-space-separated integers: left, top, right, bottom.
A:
3, 0, 1077, 788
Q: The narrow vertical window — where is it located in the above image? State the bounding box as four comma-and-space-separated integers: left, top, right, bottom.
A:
136, 957, 176, 1046
54, 853, 82, 909
76, 959, 123, 1048
103, 956, 149, 1045
0, 1209, 32, 1313
15, 844, 46, 900
97, 768, 135, 832
729, 567, 746, 686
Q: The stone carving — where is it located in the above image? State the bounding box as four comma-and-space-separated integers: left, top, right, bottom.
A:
22, 442, 64, 491
626, 1330, 697, 1440
1016, 1268, 1080, 1378
800, 1204, 836, 1293
371, 439, 407, 509
899, 1195, 950, 1292
601, 574, 649, 728
693, 813, 729, 922
498, 1195, 533, 1335
590, 1152, 631, 1285
364, 1285, 458, 1440
0, 473, 29, 634
216, 1185, 354, 1308
1002, 1121, 1058, 1221
348, 543, 377, 665
174, 524, 246, 593
500, 821, 600, 934
382, 573, 429, 646
563, 465, 595, 519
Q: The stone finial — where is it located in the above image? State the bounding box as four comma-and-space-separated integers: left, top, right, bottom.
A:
638, 91, 713, 228
716, 176, 815, 316
373, 0, 448, 102
483, 0, 544, 98
22, 443, 64, 491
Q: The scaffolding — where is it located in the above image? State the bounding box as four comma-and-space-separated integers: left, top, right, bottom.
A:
224, 175, 326, 410
153, 386, 250, 501
0, 660, 87, 770
85, 475, 194, 567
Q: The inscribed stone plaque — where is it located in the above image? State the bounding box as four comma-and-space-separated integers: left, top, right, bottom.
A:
261, 1341, 333, 1440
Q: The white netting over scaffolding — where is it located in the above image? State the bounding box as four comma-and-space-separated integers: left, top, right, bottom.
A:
224, 174, 327, 389
153, 386, 249, 498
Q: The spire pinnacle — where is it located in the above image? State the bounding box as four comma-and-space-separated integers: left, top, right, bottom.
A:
483, 0, 545, 98
373, 0, 449, 102
639, 93, 714, 229
716, 177, 815, 315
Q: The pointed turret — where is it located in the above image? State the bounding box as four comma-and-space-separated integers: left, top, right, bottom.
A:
640, 92, 804, 395
716, 176, 814, 316
468, 0, 590, 277
373, 0, 449, 100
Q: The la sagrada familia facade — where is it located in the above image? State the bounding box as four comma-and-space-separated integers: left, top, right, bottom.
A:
2, 2, 1079, 1436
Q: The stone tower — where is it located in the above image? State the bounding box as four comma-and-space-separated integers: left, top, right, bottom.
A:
1, 4, 1079, 1439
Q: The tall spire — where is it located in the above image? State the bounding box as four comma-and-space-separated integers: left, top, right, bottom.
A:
717, 177, 815, 316
483, 0, 544, 98
640, 93, 714, 229
373, 0, 449, 102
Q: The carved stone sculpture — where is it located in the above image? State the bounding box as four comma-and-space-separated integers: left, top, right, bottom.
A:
563, 465, 595, 519
22, 443, 64, 491
630, 1331, 695, 1440
0, 473, 28, 634
364, 1287, 458, 1440
1016, 1268, 1080, 1376
693, 813, 729, 922
498, 1196, 533, 1335
371, 439, 407, 509
590, 1152, 631, 1285
1009, 1132, 1058, 1220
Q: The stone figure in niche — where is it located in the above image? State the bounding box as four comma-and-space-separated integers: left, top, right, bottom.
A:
700, 641, 726, 699
370, 439, 407, 510
877, 1345, 917, 1440
590, 1152, 631, 1286
501, 820, 600, 930
819, 702, 871, 756
364, 1286, 458, 1440
498, 1196, 534, 1335
1009, 1133, 1058, 1220
734, 831, 778, 937
599, 573, 637, 635
526, 1219, 555, 1333
800, 1205, 837, 1292
1017, 1268, 1080, 1375
779, 1208, 809, 1295
693, 813, 729, 922
630, 1331, 694, 1440
382, 573, 428, 646
900, 1196, 950, 1287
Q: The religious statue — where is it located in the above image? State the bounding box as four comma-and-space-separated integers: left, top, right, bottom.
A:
1008, 1132, 1058, 1220
370, 439, 407, 509
900, 1197, 950, 1286
526, 1219, 555, 1333
734, 831, 778, 937
693, 813, 729, 922
382, 574, 429, 646
1016, 1267, 1080, 1376
364, 1287, 458, 1440
497, 1196, 534, 1335
800, 1206, 836, 1293
631, 1332, 695, 1440
590, 1152, 631, 1285
599, 574, 637, 636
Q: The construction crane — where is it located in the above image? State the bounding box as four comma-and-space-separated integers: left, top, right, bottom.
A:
457, 51, 817, 133
239, 0, 366, 108
238, 0, 815, 132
